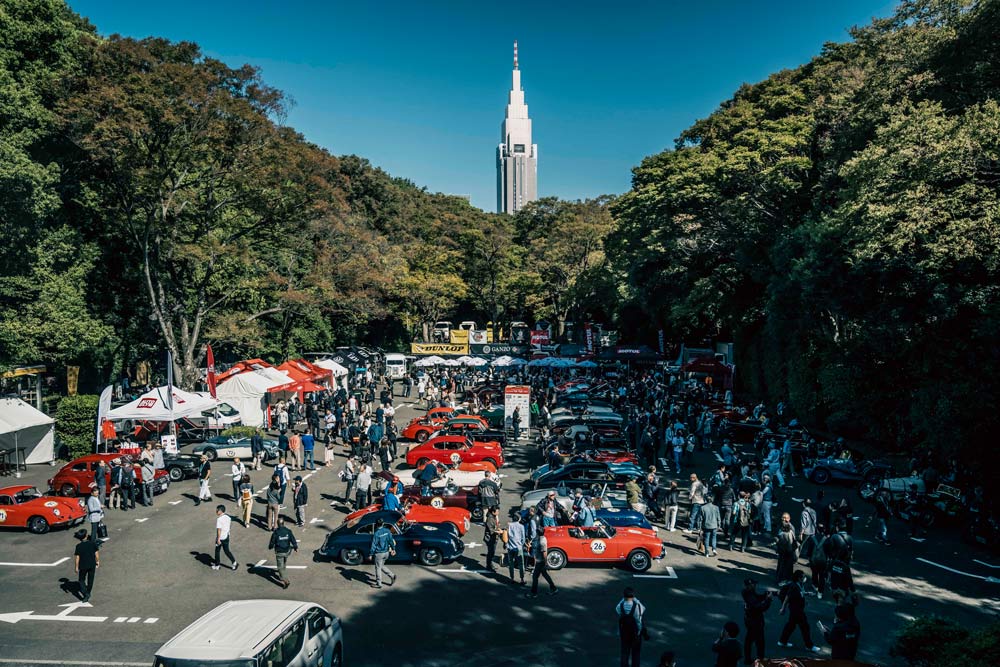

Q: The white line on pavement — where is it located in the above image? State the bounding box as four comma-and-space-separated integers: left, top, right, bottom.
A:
634, 566, 678, 579
973, 559, 1000, 569
253, 559, 307, 570
144, 617, 158, 623
917, 557, 1000, 583
309, 517, 325, 524
0, 556, 70, 568
910, 537, 926, 543
464, 541, 483, 548
438, 567, 489, 573
113, 617, 126, 623
134, 518, 149, 523
168, 500, 183, 505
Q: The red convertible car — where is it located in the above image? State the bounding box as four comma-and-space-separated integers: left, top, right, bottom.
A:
405, 435, 505, 469
0, 485, 87, 534
48, 454, 171, 497
344, 500, 471, 536
543, 524, 665, 572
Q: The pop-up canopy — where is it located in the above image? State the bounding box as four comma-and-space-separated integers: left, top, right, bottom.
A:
0, 397, 55, 464
313, 358, 349, 377
107, 386, 219, 420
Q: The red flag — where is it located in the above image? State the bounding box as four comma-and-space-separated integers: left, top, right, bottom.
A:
206, 344, 218, 398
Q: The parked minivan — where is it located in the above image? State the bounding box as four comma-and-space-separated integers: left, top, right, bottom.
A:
153, 599, 342, 667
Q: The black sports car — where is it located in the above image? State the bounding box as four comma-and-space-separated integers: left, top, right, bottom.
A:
318, 517, 464, 567
533, 462, 636, 491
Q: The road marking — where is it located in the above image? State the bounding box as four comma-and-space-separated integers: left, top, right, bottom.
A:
252, 559, 307, 570
791, 498, 804, 503
465, 541, 483, 548
634, 566, 678, 579
0, 556, 70, 568
438, 567, 489, 573
309, 517, 325, 524
127, 616, 140, 623
910, 537, 926, 543
168, 500, 183, 505
0, 602, 107, 624
917, 557, 1000, 583
973, 559, 1000, 569
113, 617, 126, 623
134, 518, 149, 523
144, 617, 158, 623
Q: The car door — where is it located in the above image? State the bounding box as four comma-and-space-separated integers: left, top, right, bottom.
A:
302, 608, 332, 667
257, 617, 308, 667
0, 494, 14, 526
390, 523, 414, 561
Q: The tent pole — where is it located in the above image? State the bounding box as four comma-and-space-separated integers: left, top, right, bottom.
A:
35, 374, 42, 412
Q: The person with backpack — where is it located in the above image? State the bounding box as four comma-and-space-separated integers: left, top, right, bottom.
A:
267, 516, 298, 589
109, 459, 125, 511
777, 570, 822, 652
731, 491, 753, 551
775, 513, 799, 584
615, 587, 648, 667
237, 474, 254, 527
140, 458, 155, 506
370, 518, 396, 589
120, 461, 137, 510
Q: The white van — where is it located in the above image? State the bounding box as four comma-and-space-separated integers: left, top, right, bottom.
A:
153, 599, 343, 667
458, 321, 477, 331
189, 394, 243, 430
384, 353, 407, 382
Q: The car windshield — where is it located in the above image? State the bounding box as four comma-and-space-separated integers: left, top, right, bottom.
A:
14, 488, 42, 503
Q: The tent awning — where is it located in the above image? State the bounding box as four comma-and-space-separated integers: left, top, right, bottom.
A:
107, 386, 219, 420
314, 359, 349, 377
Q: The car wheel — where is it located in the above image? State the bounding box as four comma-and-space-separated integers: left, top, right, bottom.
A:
203, 448, 218, 462
167, 466, 184, 482
858, 480, 879, 501
627, 549, 652, 572
340, 548, 363, 566
416, 457, 429, 468
419, 547, 443, 566
546, 548, 567, 570
331, 643, 342, 667
811, 468, 831, 484
484, 458, 498, 468
416, 431, 429, 444
59, 483, 77, 497
470, 505, 484, 522
28, 516, 50, 534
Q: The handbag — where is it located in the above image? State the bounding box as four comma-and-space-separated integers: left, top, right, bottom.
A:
96, 522, 109, 540
696, 532, 705, 554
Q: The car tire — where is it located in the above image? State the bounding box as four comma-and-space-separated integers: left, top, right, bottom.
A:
419, 547, 443, 566
59, 483, 77, 497
470, 505, 484, 522
627, 549, 652, 572
203, 448, 218, 462
484, 458, 498, 468
811, 468, 831, 484
546, 548, 567, 570
340, 548, 363, 566
416, 431, 429, 444
167, 466, 184, 482
858, 480, 879, 501
28, 516, 50, 534
416, 458, 429, 468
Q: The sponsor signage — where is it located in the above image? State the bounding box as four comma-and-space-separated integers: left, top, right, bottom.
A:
469, 329, 488, 345
410, 343, 469, 355
470, 343, 530, 357
449, 329, 469, 344
530, 330, 550, 345
585, 324, 594, 353
504, 385, 531, 437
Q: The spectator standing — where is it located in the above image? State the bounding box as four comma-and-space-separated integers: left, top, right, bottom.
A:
339, 456, 357, 506
237, 474, 254, 527
267, 516, 298, 589
687, 474, 708, 532
698, 496, 722, 557
250, 431, 264, 471
478, 471, 500, 513
292, 476, 308, 527
775, 513, 799, 584
212, 505, 238, 571
615, 587, 648, 667
355, 462, 373, 510
665, 481, 680, 532
819, 604, 861, 660
483, 506, 502, 572
760, 475, 774, 535
287, 432, 302, 471
93, 460, 107, 506
506, 513, 527, 586
230, 458, 246, 503
731, 492, 753, 552
799, 499, 818, 559
274, 458, 290, 507
140, 458, 155, 506
265, 476, 282, 531
196, 455, 212, 506
73, 528, 99, 602
85, 487, 104, 543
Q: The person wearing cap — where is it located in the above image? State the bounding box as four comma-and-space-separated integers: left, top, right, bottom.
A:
292, 476, 308, 527
742, 578, 772, 664
625, 475, 643, 512
73, 528, 100, 602
537, 490, 559, 527
615, 587, 647, 667
382, 482, 401, 512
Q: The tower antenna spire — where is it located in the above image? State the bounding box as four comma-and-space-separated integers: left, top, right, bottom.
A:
513, 40, 518, 70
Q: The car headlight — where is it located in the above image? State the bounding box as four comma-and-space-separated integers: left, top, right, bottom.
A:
52, 509, 62, 517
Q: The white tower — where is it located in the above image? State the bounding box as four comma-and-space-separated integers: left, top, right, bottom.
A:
497, 40, 538, 214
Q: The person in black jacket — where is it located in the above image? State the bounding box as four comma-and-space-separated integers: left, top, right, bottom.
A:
777, 571, 821, 652
292, 477, 308, 527
741, 579, 772, 664
819, 604, 861, 659
712, 621, 741, 667
267, 517, 298, 589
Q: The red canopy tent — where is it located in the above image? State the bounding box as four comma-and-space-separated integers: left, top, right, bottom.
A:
267, 379, 323, 401
216, 358, 274, 383
277, 359, 332, 384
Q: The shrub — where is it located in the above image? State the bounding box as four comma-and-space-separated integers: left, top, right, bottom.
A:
221, 425, 263, 439
891, 615, 987, 667
55, 395, 99, 460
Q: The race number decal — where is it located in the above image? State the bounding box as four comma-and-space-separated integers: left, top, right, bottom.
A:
449, 453, 462, 464
430, 497, 445, 509
0, 509, 6, 522
225, 449, 237, 458
44, 501, 58, 508
590, 539, 607, 554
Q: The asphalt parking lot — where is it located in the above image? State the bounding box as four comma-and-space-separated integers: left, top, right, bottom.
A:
1, 400, 998, 667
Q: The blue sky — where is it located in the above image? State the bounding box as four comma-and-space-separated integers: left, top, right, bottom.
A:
68, 0, 896, 211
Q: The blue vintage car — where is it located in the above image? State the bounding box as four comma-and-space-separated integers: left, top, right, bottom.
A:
319, 517, 464, 567
804, 456, 891, 486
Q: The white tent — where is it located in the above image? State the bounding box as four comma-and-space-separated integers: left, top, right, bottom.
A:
313, 359, 349, 377
216, 371, 286, 427
107, 385, 218, 421
0, 397, 55, 464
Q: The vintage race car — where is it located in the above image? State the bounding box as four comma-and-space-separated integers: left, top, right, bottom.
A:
520, 486, 653, 530
393, 467, 498, 490
0, 485, 87, 534
531, 460, 643, 483
189, 435, 279, 462
405, 435, 504, 469
48, 454, 171, 497
400, 408, 462, 442
343, 504, 471, 536
437, 418, 506, 445
533, 462, 638, 491
319, 517, 464, 566
543, 524, 664, 572
805, 456, 891, 486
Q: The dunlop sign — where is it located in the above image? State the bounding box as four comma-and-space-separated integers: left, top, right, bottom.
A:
410, 343, 469, 355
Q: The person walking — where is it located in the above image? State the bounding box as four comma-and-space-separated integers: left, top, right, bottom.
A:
760, 475, 774, 535
615, 587, 648, 667
292, 476, 308, 527
665, 481, 680, 532
213, 505, 238, 571
196, 455, 212, 506
775, 513, 799, 584
872, 491, 892, 545
140, 458, 155, 506
698, 496, 722, 557
237, 474, 254, 527
93, 459, 107, 506
369, 518, 397, 589
731, 492, 753, 552
230, 458, 246, 502
265, 476, 282, 531
301, 432, 316, 471
339, 456, 357, 506
777, 570, 822, 652
73, 528, 100, 602
287, 432, 301, 471
526, 525, 557, 599
250, 431, 264, 471
267, 516, 298, 589
85, 487, 104, 543
806, 528, 829, 598
799, 499, 818, 560
483, 506, 502, 572
506, 512, 527, 586
687, 474, 707, 532
274, 457, 290, 507
712, 622, 742, 667
819, 604, 861, 659
742, 578, 772, 665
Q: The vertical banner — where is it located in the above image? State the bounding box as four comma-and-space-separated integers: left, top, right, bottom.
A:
206, 344, 218, 398
166, 351, 174, 413
95, 384, 113, 450
504, 385, 531, 438
657, 330, 665, 355
584, 324, 594, 353
67, 366, 80, 396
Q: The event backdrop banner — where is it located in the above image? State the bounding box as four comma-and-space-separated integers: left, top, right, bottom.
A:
469, 329, 488, 345
449, 330, 469, 344
504, 385, 531, 438
410, 343, 468, 355
469, 343, 530, 357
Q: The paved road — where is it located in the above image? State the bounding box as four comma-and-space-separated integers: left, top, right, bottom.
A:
0, 399, 997, 666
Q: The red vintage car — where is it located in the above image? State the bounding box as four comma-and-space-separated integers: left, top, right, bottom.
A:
543, 523, 665, 572
0, 485, 87, 534
372, 472, 484, 521
344, 500, 471, 536
48, 454, 171, 497
405, 435, 505, 469
400, 407, 458, 443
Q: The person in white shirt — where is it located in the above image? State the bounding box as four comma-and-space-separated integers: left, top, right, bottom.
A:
348, 395, 358, 416
213, 505, 237, 571
230, 458, 246, 502
616, 587, 648, 667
